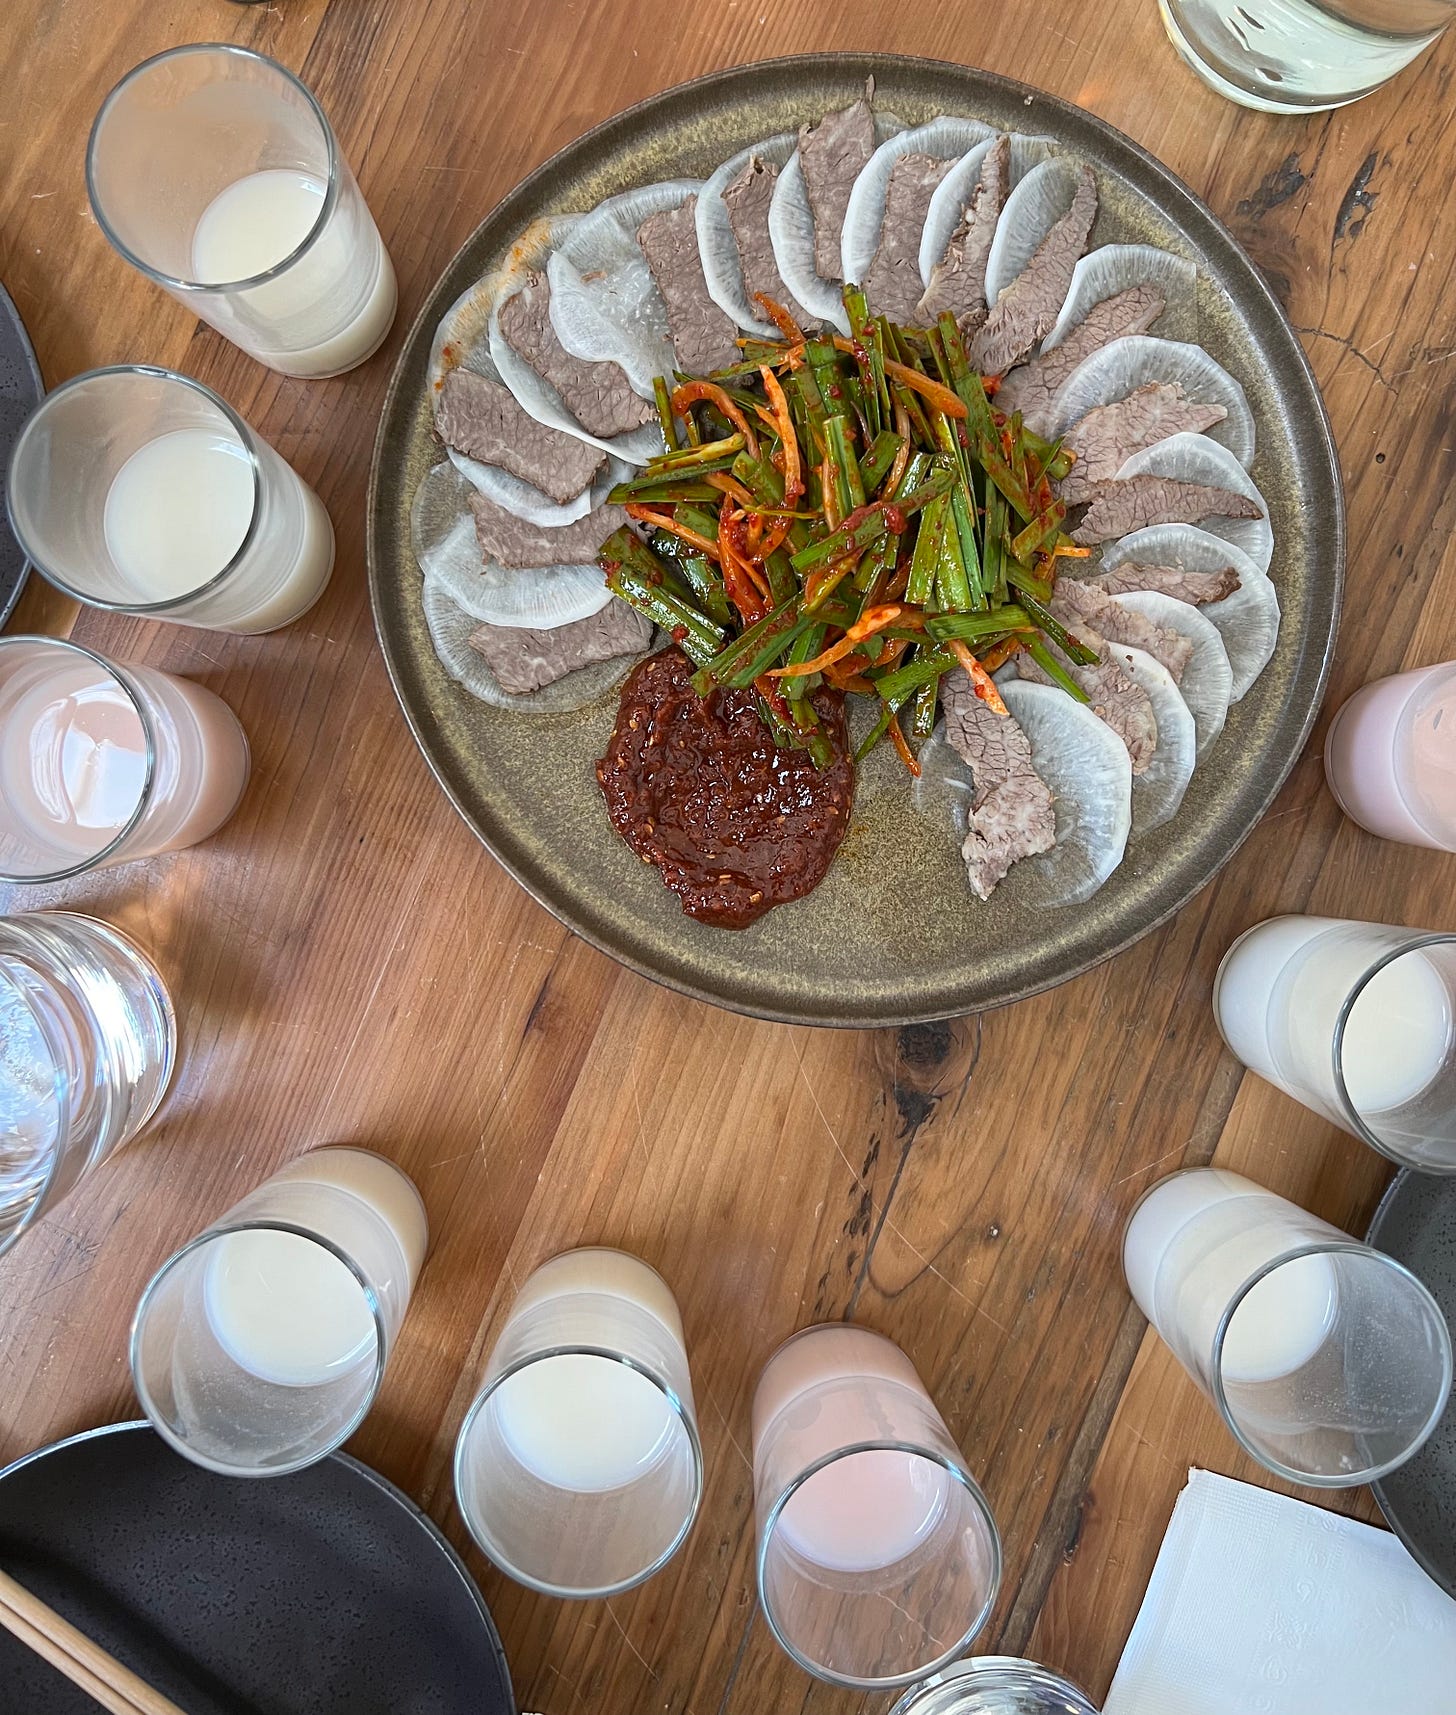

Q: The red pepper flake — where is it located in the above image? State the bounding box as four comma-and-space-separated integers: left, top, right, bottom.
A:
671, 623, 688, 645
882, 505, 908, 536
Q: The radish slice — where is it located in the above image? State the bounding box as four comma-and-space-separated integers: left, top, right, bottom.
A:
840, 116, 997, 291
910, 720, 976, 825
998, 677, 1132, 907
421, 577, 638, 714
411, 462, 613, 630
547, 180, 701, 396
1108, 644, 1196, 834
429, 216, 574, 391
698, 133, 800, 337
1048, 335, 1256, 466
917, 132, 1051, 287
982, 157, 1086, 309
1097, 524, 1279, 701
1042, 244, 1198, 351
1113, 433, 1273, 572
1106, 588, 1232, 758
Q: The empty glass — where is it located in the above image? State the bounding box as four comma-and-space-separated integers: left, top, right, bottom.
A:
752, 1324, 1001, 1691
1159, 0, 1453, 112
0, 912, 176, 1260
891, 1658, 1100, 1715
0, 636, 251, 884
88, 45, 396, 377
1215, 916, 1456, 1172
1325, 662, 1456, 850
1125, 1168, 1452, 1485
8, 367, 334, 632
131, 1147, 428, 1476
453, 1248, 702, 1598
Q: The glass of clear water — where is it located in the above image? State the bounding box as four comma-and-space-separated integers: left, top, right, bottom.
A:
891, 1657, 1100, 1714
1160, 0, 1453, 110
0, 911, 177, 1259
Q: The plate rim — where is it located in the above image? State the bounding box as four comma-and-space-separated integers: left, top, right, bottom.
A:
368, 50, 1344, 1028
0, 278, 43, 628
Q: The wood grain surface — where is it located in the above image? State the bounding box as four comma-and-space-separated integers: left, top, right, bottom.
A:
2, 2, 1454, 1710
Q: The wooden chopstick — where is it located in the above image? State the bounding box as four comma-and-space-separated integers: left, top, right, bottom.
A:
0, 1566, 191, 1715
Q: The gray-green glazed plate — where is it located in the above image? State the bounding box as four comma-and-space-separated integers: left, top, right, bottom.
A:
1368, 1172, 1456, 1599
369, 54, 1342, 1027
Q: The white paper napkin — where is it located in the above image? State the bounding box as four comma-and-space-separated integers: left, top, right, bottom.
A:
1105, 1468, 1456, 1715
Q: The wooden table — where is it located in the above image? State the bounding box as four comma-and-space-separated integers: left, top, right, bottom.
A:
2, 1, 1453, 1708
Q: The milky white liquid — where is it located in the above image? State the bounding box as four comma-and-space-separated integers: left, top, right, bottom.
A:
103, 429, 254, 603
1325, 664, 1456, 850
493, 1352, 680, 1491
192, 170, 397, 378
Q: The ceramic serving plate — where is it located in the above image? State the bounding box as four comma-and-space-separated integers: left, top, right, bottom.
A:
0, 281, 42, 625
369, 53, 1342, 1026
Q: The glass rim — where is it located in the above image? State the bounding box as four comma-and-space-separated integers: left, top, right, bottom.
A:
756, 1439, 1002, 1692
752, 1322, 912, 1442
85, 43, 341, 295
453, 1342, 704, 1599
889, 1655, 1099, 1715
0, 634, 159, 883
6, 365, 265, 614
129, 1217, 389, 1479
1331, 932, 1456, 1166
1210, 1238, 1454, 1487
1393, 666, 1456, 846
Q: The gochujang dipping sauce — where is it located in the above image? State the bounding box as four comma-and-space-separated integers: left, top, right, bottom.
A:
597, 648, 855, 929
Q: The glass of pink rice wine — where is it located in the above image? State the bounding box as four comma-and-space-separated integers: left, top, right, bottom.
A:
0, 636, 250, 884
1324, 662, 1456, 850
752, 1324, 1001, 1691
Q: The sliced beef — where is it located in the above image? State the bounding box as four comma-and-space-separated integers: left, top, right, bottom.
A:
995, 283, 1166, 433
917, 136, 1010, 330
941, 667, 1056, 901
498, 271, 654, 440
1017, 633, 1158, 775
433, 368, 604, 504
1071, 476, 1262, 545
722, 156, 813, 326
798, 90, 877, 279
1052, 578, 1194, 682
636, 197, 740, 374
969, 164, 1098, 377
861, 154, 954, 322
469, 489, 627, 571
1090, 559, 1241, 604
1058, 383, 1228, 503
468, 599, 652, 695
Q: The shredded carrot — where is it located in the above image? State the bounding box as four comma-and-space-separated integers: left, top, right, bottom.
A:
870, 637, 911, 672
831, 339, 967, 419
718, 507, 765, 622
752, 294, 805, 345
821, 455, 841, 530
754, 404, 777, 429
755, 673, 795, 730
671, 380, 759, 459
949, 639, 1009, 715
885, 562, 911, 601
760, 366, 803, 502
1050, 542, 1093, 560
757, 516, 793, 560
887, 398, 912, 496
979, 636, 1023, 675
804, 559, 855, 609
704, 471, 758, 510
624, 506, 719, 559
888, 715, 922, 777
768, 605, 903, 678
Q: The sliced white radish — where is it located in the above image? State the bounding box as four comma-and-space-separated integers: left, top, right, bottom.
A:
910, 720, 975, 827
1113, 432, 1273, 572
446, 448, 625, 529
1048, 335, 1256, 466
998, 677, 1132, 907
429, 216, 575, 390
547, 180, 701, 396
1041, 243, 1198, 351
421, 577, 637, 714
1098, 524, 1279, 701
411, 462, 613, 630
916, 132, 1052, 288
982, 157, 1086, 309
1106, 588, 1232, 758
840, 116, 997, 290
1108, 644, 1196, 835
698, 132, 800, 338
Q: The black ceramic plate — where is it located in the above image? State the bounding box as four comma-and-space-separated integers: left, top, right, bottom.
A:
1368, 1173, 1456, 1598
0, 281, 42, 626
369, 54, 1343, 1026
0, 1422, 515, 1715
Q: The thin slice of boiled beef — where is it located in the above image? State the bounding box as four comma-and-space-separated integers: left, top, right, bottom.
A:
433, 368, 605, 504
722, 156, 814, 326
1071, 476, 1262, 545
940, 667, 1056, 900
636, 197, 740, 374
469, 489, 627, 571
1058, 383, 1228, 503
1017, 633, 1159, 774
498, 271, 655, 440
862, 154, 955, 323
1052, 578, 1194, 682
468, 599, 652, 695
994, 283, 1166, 433
1090, 560, 1241, 604
917, 136, 1010, 330
798, 90, 877, 279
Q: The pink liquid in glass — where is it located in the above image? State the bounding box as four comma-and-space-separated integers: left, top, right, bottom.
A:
1325, 662, 1456, 850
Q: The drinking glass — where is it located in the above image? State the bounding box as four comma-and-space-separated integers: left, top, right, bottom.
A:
0, 912, 176, 1260
1125, 1168, 1452, 1485
131, 1147, 428, 1476
87, 44, 397, 377
0, 636, 250, 884
8, 367, 334, 632
1159, 0, 1453, 112
891, 1657, 1100, 1715
1324, 662, 1456, 850
752, 1324, 1001, 1691
1215, 916, 1456, 1172
453, 1248, 702, 1598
